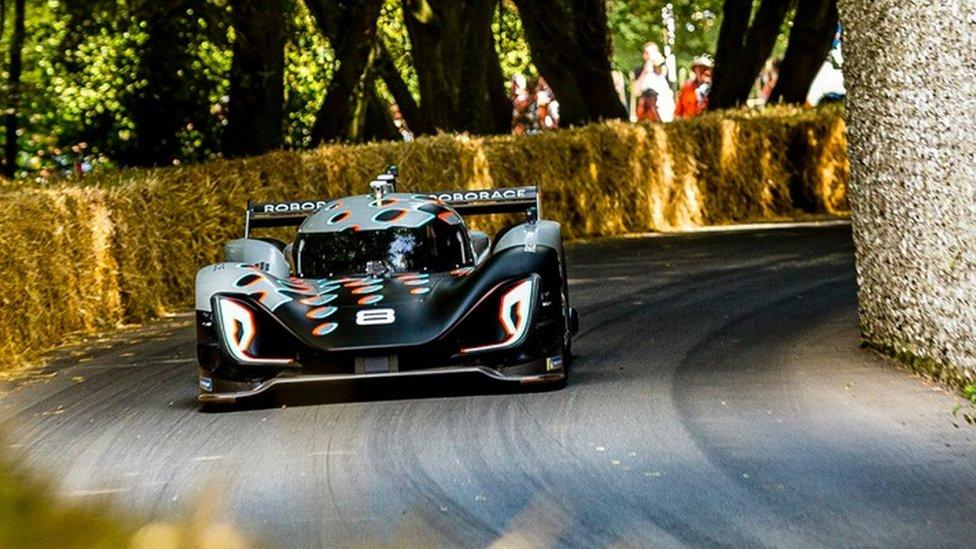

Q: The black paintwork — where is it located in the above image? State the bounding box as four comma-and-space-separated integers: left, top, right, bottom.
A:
198, 245, 568, 385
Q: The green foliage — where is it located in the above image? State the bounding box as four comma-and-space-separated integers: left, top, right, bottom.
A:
607, 0, 723, 74
493, 0, 534, 79
283, 1, 334, 149
0, 0, 810, 178
606, 0, 794, 86
11, 0, 138, 177
957, 384, 976, 426
3, 0, 232, 177
377, 0, 417, 96
33, 16, 139, 173
0, 450, 131, 547
127, 1, 232, 166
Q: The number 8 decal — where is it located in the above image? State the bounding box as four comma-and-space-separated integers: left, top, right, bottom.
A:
356, 309, 396, 325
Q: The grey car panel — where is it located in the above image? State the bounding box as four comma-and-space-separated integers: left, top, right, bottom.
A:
224, 238, 290, 279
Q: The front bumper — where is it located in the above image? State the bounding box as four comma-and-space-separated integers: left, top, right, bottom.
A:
198, 357, 565, 403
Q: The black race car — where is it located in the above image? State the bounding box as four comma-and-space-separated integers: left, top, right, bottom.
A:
194, 167, 578, 403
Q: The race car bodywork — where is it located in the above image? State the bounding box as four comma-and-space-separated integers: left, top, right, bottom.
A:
194, 168, 578, 403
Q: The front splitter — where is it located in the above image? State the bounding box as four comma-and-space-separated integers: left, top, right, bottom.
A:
199, 364, 565, 404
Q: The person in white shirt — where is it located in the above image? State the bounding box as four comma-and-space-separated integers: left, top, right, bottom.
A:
631, 42, 676, 123
806, 48, 846, 106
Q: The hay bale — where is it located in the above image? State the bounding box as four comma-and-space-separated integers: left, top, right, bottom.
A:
0, 109, 848, 368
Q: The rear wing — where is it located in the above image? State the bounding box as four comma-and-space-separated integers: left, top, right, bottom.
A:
244, 199, 327, 237
243, 185, 541, 237
424, 186, 540, 218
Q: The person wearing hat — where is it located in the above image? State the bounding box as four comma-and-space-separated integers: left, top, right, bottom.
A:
675, 55, 712, 119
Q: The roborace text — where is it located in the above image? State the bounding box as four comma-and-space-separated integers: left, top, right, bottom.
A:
428, 187, 534, 203
259, 201, 329, 214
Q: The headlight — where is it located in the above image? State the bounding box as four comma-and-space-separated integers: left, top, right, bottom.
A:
213, 297, 294, 365
461, 277, 536, 354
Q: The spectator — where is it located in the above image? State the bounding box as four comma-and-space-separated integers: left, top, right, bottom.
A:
535, 77, 560, 130
760, 58, 781, 103
806, 47, 845, 107
632, 42, 675, 123
510, 73, 535, 135
389, 103, 414, 142
674, 55, 712, 119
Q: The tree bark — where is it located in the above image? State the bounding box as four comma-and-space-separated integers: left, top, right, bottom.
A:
3, 0, 24, 178
512, 0, 626, 126
223, 0, 286, 157
402, 0, 510, 134
769, 0, 838, 104
306, 0, 385, 144
455, 0, 503, 132
840, 0, 976, 374
710, 0, 794, 110
571, 0, 630, 121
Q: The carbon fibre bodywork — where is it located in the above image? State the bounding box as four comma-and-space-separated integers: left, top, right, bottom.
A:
194, 183, 575, 403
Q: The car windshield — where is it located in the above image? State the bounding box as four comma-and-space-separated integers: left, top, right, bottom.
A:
295, 224, 472, 278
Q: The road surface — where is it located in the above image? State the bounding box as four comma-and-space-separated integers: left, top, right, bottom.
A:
2, 224, 975, 547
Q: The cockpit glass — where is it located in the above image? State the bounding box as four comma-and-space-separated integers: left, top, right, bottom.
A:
295, 224, 472, 277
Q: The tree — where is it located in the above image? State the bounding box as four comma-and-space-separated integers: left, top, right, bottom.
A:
709, 0, 793, 110
606, 0, 723, 76
769, 0, 836, 104
840, 0, 976, 374
3, 0, 25, 178
373, 42, 433, 136
305, 0, 395, 143
124, 0, 230, 167
401, 0, 510, 134
223, 0, 286, 157
513, 0, 627, 126
127, 1, 196, 166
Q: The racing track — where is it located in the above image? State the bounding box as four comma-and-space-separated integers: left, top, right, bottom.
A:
2, 224, 975, 547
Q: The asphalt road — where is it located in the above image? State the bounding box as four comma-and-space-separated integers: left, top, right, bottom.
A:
2, 223, 975, 548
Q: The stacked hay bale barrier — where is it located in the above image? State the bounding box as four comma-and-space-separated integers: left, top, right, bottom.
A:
0, 107, 847, 368
0, 187, 123, 365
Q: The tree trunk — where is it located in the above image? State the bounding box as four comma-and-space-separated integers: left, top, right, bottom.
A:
402, 0, 510, 134
571, 0, 629, 121
373, 43, 433, 136
455, 0, 500, 132
840, 0, 976, 375
223, 0, 286, 157
3, 0, 24, 178
710, 0, 794, 110
127, 0, 200, 166
361, 85, 401, 141
513, 0, 626, 126
512, 0, 589, 125
306, 0, 385, 144
769, 0, 838, 104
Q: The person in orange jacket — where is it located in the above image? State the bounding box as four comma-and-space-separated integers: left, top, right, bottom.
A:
675, 55, 712, 120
